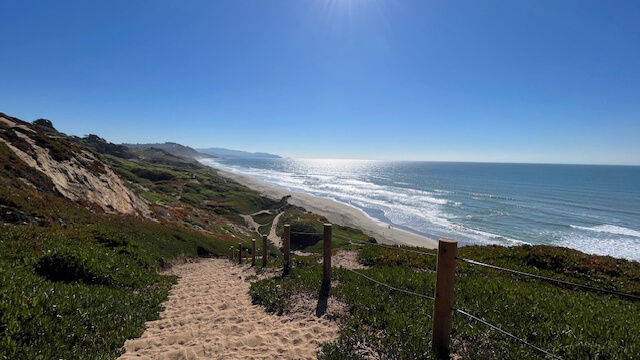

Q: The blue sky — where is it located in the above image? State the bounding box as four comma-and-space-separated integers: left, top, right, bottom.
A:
1, 0, 639, 164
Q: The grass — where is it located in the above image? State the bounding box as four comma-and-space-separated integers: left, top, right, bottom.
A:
0, 126, 280, 359
0, 210, 250, 359
250, 244, 640, 359
253, 212, 277, 235
276, 208, 374, 253
104, 153, 282, 219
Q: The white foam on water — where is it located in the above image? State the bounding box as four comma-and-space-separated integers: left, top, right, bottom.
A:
569, 224, 640, 238
557, 231, 640, 262
202, 158, 526, 246
470, 193, 514, 201
433, 189, 452, 194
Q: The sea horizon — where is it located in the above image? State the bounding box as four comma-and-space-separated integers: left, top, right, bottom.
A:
279, 158, 640, 167
202, 157, 640, 262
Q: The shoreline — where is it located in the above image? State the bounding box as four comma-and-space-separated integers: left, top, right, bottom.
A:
203, 162, 438, 249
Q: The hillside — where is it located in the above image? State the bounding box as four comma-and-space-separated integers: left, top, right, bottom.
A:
122, 142, 214, 160
197, 147, 281, 159
0, 113, 149, 216
0, 112, 288, 359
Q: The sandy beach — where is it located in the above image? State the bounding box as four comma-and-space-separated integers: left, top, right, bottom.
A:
207, 164, 438, 249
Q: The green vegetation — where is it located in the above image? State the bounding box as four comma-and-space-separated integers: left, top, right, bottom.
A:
250, 256, 323, 314
276, 207, 374, 253
250, 245, 640, 359
253, 211, 277, 235
0, 215, 241, 359
0, 120, 282, 359
103, 152, 279, 216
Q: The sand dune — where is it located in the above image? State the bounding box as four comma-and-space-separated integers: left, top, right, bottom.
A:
118, 259, 338, 360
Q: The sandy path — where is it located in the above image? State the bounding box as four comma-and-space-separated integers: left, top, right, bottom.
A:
268, 212, 285, 248
331, 250, 369, 270
241, 214, 261, 233
241, 212, 284, 249
118, 260, 338, 360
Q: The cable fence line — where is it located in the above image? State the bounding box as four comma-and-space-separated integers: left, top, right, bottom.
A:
454, 308, 563, 360
460, 258, 640, 301
335, 234, 438, 257
336, 232, 640, 300
291, 231, 324, 236
234, 222, 626, 358
339, 234, 637, 301
344, 267, 562, 359
344, 268, 435, 301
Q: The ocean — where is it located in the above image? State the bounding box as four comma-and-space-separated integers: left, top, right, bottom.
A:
201, 158, 640, 261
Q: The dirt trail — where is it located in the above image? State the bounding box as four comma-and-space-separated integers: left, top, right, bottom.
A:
118, 259, 338, 360
331, 250, 369, 270
240, 214, 260, 233
268, 212, 285, 248
241, 212, 285, 249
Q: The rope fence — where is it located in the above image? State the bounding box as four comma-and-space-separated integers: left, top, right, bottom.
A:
341, 238, 564, 359
454, 308, 563, 360
345, 267, 562, 359
230, 221, 638, 359
344, 268, 435, 301
461, 258, 640, 301
335, 234, 438, 257
291, 231, 324, 236
337, 233, 639, 301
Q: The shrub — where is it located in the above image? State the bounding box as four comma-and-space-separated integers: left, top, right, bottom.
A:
290, 222, 322, 250
197, 245, 214, 257
129, 167, 176, 181
94, 231, 129, 248
249, 278, 291, 315
34, 251, 112, 285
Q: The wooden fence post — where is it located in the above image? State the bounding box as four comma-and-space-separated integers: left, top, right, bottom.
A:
251, 239, 256, 266
262, 235, 268, 267
323, 224, 332, 286
283, 224, 291, 274
230, 246, 234, 262
432, 238, 458, 358
238, 242, 242, 264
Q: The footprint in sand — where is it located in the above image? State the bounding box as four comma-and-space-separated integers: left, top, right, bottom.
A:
242, 334, 263, 347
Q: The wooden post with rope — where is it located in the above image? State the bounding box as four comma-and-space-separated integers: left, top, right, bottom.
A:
251, 239, 256, 266
432, 238, 458, 359
323, 224, 332, 286
283, 224, 291, 274
262, 235, 268, 267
